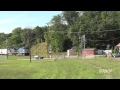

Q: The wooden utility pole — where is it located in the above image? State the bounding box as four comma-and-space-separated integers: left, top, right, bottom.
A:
28, 31, 31, 63
78, 32, 80, 57
80, 35, 83, 56
36, 40, 37, 55
46, 23, 50, 58
6, 39, 8, 59
47, 31, 49, 58
83, 35, 85, 49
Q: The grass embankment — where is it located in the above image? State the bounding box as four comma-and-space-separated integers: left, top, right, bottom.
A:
31, 42, 48, 57
30, 42, 67, 58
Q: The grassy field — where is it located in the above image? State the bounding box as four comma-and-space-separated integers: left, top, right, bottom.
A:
0, 55, 120, 79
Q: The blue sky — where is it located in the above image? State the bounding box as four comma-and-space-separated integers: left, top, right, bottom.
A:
0, 11, 62, 34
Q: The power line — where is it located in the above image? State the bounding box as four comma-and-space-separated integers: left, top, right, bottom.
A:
87, 37, 120, 41
46, 29, 120, 33
84, 29, 120, 33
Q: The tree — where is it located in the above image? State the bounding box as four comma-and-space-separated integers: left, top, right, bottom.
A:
62, 11, 79, 25
77, 11, 120, 49
33, 26, 45, 43
0, 33, 6, 48
21, 28, 32, 48
49, 14, 72, 52
50, 15, 67, 32
42, 26, 48, 42
7, 27, 23, 49
62, 11, 80, 52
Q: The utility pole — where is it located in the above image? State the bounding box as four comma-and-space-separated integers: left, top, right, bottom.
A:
6, 38, 8, 59
28, 31, 31, 63
84, 39, 85, 49
36, 40, 37, 55
46, 24, 49, 58
80, 35, 82, 57
47, 31, 49, 58
78, 32, 80, 57
83, 35, 85, 49
48, 42, 52, 60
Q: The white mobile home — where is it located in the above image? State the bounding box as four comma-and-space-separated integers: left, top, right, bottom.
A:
0, 49, 7, 55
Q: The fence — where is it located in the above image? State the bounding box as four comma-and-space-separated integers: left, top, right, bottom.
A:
0, 55, 7, 60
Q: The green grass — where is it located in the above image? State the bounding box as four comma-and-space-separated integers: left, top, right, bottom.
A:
0, 56, 120, 79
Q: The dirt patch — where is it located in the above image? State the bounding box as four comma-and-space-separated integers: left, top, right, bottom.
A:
109, 58, 120, 61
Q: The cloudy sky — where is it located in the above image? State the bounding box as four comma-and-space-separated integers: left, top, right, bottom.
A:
0, 11, 62, 34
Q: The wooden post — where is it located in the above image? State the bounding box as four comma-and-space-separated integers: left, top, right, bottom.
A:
28, 31, 31, 63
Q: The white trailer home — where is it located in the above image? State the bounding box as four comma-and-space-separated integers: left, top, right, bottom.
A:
0, 49, 7, 55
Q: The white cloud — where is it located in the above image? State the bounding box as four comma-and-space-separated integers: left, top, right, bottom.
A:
17, 17, 41, 23
0, 18, 15, 24
0, 11, 29, 24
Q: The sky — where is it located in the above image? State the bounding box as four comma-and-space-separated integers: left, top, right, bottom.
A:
0, 11, 62, 34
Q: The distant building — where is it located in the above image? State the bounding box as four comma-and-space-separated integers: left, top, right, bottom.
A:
67, 49, 77, 57
8, 48, 17, 55
103, 50, 112, 54
17, 47, 29, 56
82, 48, 96, 56
0, 49, 7, 55
8, 47, 29, 56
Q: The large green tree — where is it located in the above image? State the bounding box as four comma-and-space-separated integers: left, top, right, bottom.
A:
0, 33, 7, 48
49, 14, 71, 52
33, 26, 45, 43
7, 27, 23, 49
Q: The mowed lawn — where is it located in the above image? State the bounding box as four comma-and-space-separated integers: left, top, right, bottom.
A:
0, 56, 120, 79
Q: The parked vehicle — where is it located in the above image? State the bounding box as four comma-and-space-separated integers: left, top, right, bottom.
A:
33, 55, 44, 59
115, 52, 120, 57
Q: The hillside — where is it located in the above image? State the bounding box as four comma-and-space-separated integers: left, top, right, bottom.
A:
31, 42, 48, 57
31, 42, 68, 58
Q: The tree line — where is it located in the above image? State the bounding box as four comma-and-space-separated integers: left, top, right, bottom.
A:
1, 11, 120, 52
0, 26, 47, 49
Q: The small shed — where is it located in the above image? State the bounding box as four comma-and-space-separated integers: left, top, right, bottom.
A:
82, 48, 96, 56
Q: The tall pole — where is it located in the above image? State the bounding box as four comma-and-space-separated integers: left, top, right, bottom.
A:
84, 39, 85, 49
78, 32, 80, 57
29, 31, 31, 63
29, 40, 31, 63
81, 35, 82, 56
83, 35, 85, 49
79, 17, 82, 57
47, 30, 49, 58
36, 40, 37, 55
49, 44, 52, 59
6, 39, 8, 59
